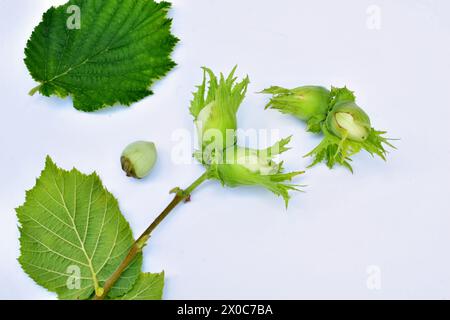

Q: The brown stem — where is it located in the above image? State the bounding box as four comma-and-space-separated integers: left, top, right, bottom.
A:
94, 171, 209, 300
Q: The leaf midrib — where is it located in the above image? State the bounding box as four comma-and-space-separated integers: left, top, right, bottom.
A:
51, 171, 100, 293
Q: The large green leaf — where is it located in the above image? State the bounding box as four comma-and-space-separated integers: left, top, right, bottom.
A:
17, 157, 142, 299
25, 0, 178, 112
116, 272, 164, 300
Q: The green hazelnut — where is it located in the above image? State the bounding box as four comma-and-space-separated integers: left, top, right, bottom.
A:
121, 141, 157, 179
326, 102, 371, 142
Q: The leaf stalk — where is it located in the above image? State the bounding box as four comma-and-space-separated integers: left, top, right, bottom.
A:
94, 171, 209, 300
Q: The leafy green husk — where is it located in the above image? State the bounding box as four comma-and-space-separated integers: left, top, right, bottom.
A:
260, 85, 330, 133
262, 85, 394, 171
190, 66, 249, 119
25, 0, 178, 111
328, 86, 356, 109
305, 87, 394, 171
191, 66, 250, 166
305, 125, 394, 173
190, 66, 249, 156
207, 137, 304, 207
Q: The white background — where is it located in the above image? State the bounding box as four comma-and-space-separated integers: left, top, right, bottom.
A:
1, 0, 449, 299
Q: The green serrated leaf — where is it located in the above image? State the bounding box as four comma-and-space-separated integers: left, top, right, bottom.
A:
17, 156, 142, 299
25, 0, 178, 112
116, 272, 164, 300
